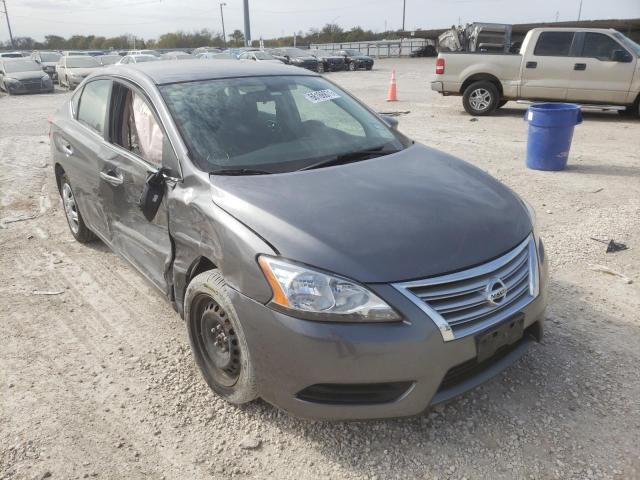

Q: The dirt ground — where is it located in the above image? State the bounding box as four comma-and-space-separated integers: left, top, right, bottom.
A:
1, 58, 639, 480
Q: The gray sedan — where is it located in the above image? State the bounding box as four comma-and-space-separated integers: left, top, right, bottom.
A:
49, 60, 548, 420
0, 59, 53, 94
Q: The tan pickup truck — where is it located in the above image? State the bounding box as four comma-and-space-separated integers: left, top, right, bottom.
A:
431, 28, 640, 116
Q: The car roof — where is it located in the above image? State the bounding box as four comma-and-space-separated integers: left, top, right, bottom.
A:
105, 59, 317, 85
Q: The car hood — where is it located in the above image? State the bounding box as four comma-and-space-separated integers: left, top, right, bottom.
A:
291, 56, 317, 62
66, 67, 98, 76
209, 144, 532, 283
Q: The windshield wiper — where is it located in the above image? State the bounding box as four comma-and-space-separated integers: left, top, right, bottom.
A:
298, 145, 397, 171
210, 168, 273, 176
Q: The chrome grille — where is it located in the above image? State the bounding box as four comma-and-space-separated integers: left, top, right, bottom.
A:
393, 235, 539, 341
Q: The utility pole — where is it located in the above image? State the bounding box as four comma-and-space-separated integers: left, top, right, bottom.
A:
577, 0, 583, 21
402, 0, 406, 31
242, 0, 251, 47
1, 0, 15, 49
219, 2, 227, 48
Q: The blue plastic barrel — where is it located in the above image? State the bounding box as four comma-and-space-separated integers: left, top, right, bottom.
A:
524, 103, 582, 171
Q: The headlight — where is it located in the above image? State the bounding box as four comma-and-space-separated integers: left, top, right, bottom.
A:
258, 256, 400, 322
4, 77, 19, 84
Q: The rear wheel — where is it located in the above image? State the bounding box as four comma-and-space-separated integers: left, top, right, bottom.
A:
348, 62, 356, 71
617, 102, 639, 117
60, 174, 96, 243
462, 80, 499, 116
185, 270, 257, 405
317, 62, 325, 73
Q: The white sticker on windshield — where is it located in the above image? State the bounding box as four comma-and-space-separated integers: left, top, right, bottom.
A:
304, 89, 341, 103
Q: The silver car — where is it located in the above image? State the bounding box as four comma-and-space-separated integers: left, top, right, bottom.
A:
57, 55, 101, 90
49, 60, 548, 420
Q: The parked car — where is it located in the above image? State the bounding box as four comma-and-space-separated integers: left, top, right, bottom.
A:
198, 52, 234, 60
268, 48, 318, 71
238, 50, 283, 64
432, 28, 640, 116
126, 49, 161, 57
308, 49, 346, 72
161, 51, 192, 60
0, 51, 25, 58
62, 51, 90, 57
334, 49, 374, 70
56, 55, 101, 89
118, 54, 159, 65
0, 58, 53, 94
96, 54, 122, 66
410, 45, 438, 57
31, 51, 62, 81
193, 47, 223, 56
49, 60, 547, 420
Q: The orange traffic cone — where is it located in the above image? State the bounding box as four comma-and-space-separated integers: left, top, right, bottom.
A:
386, 69, 398, 102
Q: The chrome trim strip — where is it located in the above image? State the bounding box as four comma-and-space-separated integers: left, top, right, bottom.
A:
392, 235, 537, 343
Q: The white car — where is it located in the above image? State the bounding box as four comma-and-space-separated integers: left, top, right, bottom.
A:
118, 54, 159, 65
238, 51, 284, 64
56, 55, 101, 89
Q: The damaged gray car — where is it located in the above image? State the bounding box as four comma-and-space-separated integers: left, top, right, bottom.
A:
49, 60, 548, 420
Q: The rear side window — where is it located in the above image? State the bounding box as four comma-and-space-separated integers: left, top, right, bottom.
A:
534, 32, 575, 56
581, 33, 623, 61
77, 79, 111, 135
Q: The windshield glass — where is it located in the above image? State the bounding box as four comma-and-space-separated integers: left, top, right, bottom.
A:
67, 57, 100, 68
254, 51, 274, 60
40, 52, 61, 62
4, 60, 42, 73
613, 31, 640, 55
160, 76, 407, 173
135, 56, 156, 62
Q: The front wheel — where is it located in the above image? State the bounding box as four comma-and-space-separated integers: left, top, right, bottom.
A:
185, 270, 258, 405
462, 81, 499, 116
348, 62, 356, 71
317, 62, 325, 73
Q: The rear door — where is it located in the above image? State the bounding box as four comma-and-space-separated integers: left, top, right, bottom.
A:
520, 31, 576, 100
567, 31, 636, 104
55, 78, 113, 238
100, 79, 176, 293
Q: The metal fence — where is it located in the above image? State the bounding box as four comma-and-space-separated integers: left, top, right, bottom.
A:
309, 38, 435, 57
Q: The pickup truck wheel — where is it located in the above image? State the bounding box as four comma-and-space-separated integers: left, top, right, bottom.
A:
60, 174, 96, 243
185, 270, 258, 405
463, 81, 499, 116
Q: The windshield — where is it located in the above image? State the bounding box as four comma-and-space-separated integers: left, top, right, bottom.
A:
613, 31, 640, 55
40, 52, 61, 62
160, 76, 407, 173
4, 60, 42, 73
67, 57, 100, 68
254, 51, 274, 60
135, 56, 156, 62
284, 49, 308, 58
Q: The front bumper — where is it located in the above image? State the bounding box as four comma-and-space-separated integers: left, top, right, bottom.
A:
5, 80, 53, 94
230, 241, 549, 420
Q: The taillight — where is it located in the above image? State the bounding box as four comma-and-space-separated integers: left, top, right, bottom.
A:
436, 57, 445, 75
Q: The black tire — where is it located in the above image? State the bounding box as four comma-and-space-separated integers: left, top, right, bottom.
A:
317, 62, 325, 73
348, 62, 356, 71
366, 64, 373, 71
497, 99, 508, 109
618, 102, 639, 117
185, 270, 258, 405
60, 174, 96, 243
462, 80, 500, 116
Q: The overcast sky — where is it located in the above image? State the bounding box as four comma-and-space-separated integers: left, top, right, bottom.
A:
2, 0, 639, 42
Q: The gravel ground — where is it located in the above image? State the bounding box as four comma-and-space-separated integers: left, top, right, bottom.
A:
1, 58, 639, 480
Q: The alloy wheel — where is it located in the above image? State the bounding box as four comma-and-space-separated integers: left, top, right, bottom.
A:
469, 88, 492, 112
62, 183, 80, 234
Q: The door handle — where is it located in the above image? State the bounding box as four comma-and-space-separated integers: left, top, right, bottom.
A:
99, 170, 124, 187
525, 61, 537, 69
61, 143, 73, 156
574, 63, 587, 71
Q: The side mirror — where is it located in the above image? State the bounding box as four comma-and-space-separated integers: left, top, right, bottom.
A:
612, 49, 631, 63
380, 114, 399, 130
